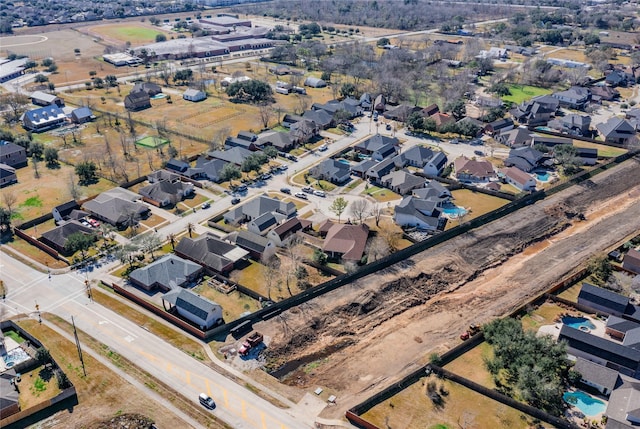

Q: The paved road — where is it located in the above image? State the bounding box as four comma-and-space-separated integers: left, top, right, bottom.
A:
0, 252, 316, 429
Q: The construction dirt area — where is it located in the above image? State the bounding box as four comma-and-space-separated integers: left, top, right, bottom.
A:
250, 156, 640, 418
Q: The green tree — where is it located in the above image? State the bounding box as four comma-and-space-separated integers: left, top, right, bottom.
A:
0, 207, 11, 232
75, 161, 98, 185
312, 248, 328, 265
220, 163, 242, 183
329, 197, 348, 223
407, 111, 424, 132
173, 68, 193, 85
35, 348, 52, 365
226, 80, 273, 104
44, 147, 59, 168
65, 232, 95, 261
340, 82, 356, 98
28, 141, 44, 160
93, 77, 104, 89
553, 144, 581, 175
263, 145, 278, 158
34, 74, 48, 83
587, 254, 612, 286
423, 117, 437, 132
376, 37, 390, 47
105, 75, 118, 87
445, 99, 466, 121
155, 33, 167, 42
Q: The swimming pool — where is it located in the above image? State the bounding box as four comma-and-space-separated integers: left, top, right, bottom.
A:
562, 316, 596, 331
563, 391, 606, 416
3, 347, 31, 368
536, 172, 550, 182
442, 206, 467, 217
151, 93, 167, 99
337, 158, 351, 165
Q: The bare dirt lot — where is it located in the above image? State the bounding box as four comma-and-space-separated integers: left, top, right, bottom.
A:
252, 157, 640, 418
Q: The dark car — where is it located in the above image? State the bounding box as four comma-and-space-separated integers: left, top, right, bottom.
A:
231, 197, 241, 205
201, 202, 211, 209
234, 184, 247, 192
280, 187, 291, 194
474, 150, 484, 156
287, 154, 298, 162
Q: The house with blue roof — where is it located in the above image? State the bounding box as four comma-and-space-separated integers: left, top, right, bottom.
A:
70, 106, 95, 124
21, 105, 67, 132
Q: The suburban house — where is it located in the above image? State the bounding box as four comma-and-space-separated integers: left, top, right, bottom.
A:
355, 134, 399, 161
350, 159, 378, 179
597, 117, 636, 145
552, 86, 591, 110
225, 135, 260, 152
124, 90, 151, 111
320, 221, 369, 263
147, 170, 180, 184
509, 99, 555, 126
30, 91, 64, 107
605, 70, 630, 87
530, 94, 560, 112
412, 180, 452, 203
575, 147, 598, 166
501, 166, 536, 191
393, 145, 448, 176
82, 187, 149, 228
304, 77, 327, 88
175, 233, 249, 275
207, 147, 253, 166
504, 147, 546, 172
132, 82, 162, 96
623, 249, 640, 275
530, 135, 573, 149
309, 159, 351, 184
366, 158, 397, 183
183, 88, 206, 102
162, 288, 223, 330
577, 282, 640, 323
70, 106, 95, 124
431, 112, 455, 130
312, 99, 362, 119
267, 217, 312, 247
247, 212, 280, 235
52, 200, 85, 224
0, 164, 17, 188
590, 85, 619, 103
553, 114, 592, 136
39, 220, 95, 255
421, 103, 440, 117
497, 127, 534, 148
226, 230, 276, 260
485, 118, 514, 136
138, 179, 194, 207
573, 357, 620, 396
394, 196, 446, 231
129, 254, 203, 291
164, 159, 201, 178
383, 104, 420, 122
381, 170, 426, 195
453, 156, 496, 182
194, 157, 228, 182
559, 325, 640, 379
21, 105, 67, 132
224, 195, 296, 225
290, 119, 319, 144
302, 109, 334, 129
256, 131, 294, 151
0, 142, 27, 168
282, 114, 303, 129
605, 376, 640, 428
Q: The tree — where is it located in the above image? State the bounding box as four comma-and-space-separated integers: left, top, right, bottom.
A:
105, 75, 118, 87
44, 147, 59, 168
115, 243, 139, 269
133, 233, 161, 260
226, 80, 273, 104
587, 254, 612, 286
35, 348, 52, 365
263, 145, 278, 159
187, 222, 194, 238
553, 144, 581, 175
75, 161, 98, 185
261, 254, 281, 300
407, 111, 424, 132
340, 82, 356, 98
329, 197, 348, 223
367, 236, 390, 262
312, 248, 328, 265
34, 74, 48, 83
65, 232, 95, 262
220, 163, 242, 184
155, 33, 167, 43
445, 99, 466, 121
371, 203, 384, 227
349, 198, 371, 224
0, 207, 12, 233
2, 190, 17, 218
173, 68, 193, 85
376, 37, 390, 47
0, 92, 30, 124
258, 102, 274, 129
93, 77, 104, 89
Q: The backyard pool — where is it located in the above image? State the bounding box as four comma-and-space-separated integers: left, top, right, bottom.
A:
563, 391, 606, 416
151, 93, 167, 99
562, 316, 596, 331
442, 205, 468, 217
337, 158, 351, 165
536, 172, 551, 182
3, 347, 31, 368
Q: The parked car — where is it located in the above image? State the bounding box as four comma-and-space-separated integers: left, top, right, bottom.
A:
474, 150, 484, 156
280, 187, 291, 194
260, 173, 272, 180
302, 186, 314, 193
287, 154, 298, 161
231, 197, 241, 205
278, 151, 287, 158
313, 190, 326, 197
470, 138, 483, 146
234, 184, 248, 192
318, 144, 328, 151
279, 164, 288, 171
199, 393, 215, 410
81, 220, 92, 228
450, 138, 459, 145
201, 202, 211, 209
294, 192, 308, 199
385, 124, 392, 131
88, 218, 100, 227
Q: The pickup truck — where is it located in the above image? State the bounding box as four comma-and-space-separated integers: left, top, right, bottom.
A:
238, 332, 264, 356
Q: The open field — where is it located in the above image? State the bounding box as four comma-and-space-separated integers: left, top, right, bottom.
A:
502, 85, 552, 105
362, 375, 533, 429
572, 140, 628, 158
87, 23, 175, 45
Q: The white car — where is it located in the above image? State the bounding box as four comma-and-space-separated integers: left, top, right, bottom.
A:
313, 190, 326, 197
294, 192, 308, 199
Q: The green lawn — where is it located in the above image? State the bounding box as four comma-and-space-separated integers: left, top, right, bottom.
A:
502, 85, 552, 104
362, 185, 401, 203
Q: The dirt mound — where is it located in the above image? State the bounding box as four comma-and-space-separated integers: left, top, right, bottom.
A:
87, 413, 154, 429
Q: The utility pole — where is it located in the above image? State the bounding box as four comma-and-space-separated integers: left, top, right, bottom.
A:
71, 316, 87, 377
35, 302, 41, 324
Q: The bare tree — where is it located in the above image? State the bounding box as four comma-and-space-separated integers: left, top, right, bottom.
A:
349, 198, 371, 224
0, 92, 30, 124
2, 191, 17, 217
378, 220, 402, 252
367, 236, 390, 263
211, 126, 232, 151
133, 233, 162, 260
258, 102, 274, 130
294, 94, 311, 115
68, 172, 81, 200
32, 156, 40, 179
261, 254, 281, 301
371, 203, 384, 227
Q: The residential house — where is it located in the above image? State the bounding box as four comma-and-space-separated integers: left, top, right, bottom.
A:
504, 147, 545, 172
605, 316, 640, 342
453, 156, 496, 182
132, 82, 162, 96
0, 164, 17, 188
70, 107, 95, 124
226, 230, 275, 260
321, 221, 369, 263
267, 217, 312, 247
225, 136, 259, 151
577, 282, 640, 323
509, 100, 555, 126
475, 96, 504, 108
485, 118, 514, 136
183, 88, 206, 102
207, 147, 253, 166
39, 220, 95, 255
0, 367, 20, 419
497, 127, 533, 148
52, 200, 81, 224
256, 131, 294, 151
501, 166, 536, 191
383, 104, 421, 122
351, 159, 378, 179
576, 147, 598, 166
373, 94, 386, 112
530, 94, 560, 112
224, 195, 296, 225
165, 158, 191, 174
162, 288, 223, 330
477, 47, 508, 59
394, 196, 446, 231
552, 86, 591, 110
309, 159, 351, 184
558, 114, 591, 136
355, 134, 399, 160
124, 90, 151, 111
282, 114, 303, 129
304, 77, 327, 88
82, 187, 149, 228
605, 70, 630, 87
412, 180, 452, 202
21, 105, 67, 132
194, 157, 227, 182
605, 376, 640, 428
247, 212, 279, 235
530, 135, 573, 149
30, 90, 63, 107
623, 249, 640, 275
590, 85, 619, 103
129, 254, 202, 291
421, 104, 440, 117
312, 99, 362, 119
393, 145, 448, 176
597, 117, 636, 145
431, 112, 455, 130
559, 325, 640, 379
148, 170, 181, 184
381, 170, 426, 195
456, 117, 485, 137
138, 179, 194, 207
175, 233, 249, 274
0, 142, 27, 168
573, 357, 620, 396
366, 158, 397, 183
302, 109, 334, 129
360, 93, 372, 110
290, 119, 319, 144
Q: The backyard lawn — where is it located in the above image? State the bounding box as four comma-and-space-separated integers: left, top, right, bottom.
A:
444, 342, 495, 388
192, 282, 260, 321
572, 140, 628, 158
449, 189, 509, 220
362, 185, 401, 203
19, 365, 62, 409
501, 85, 552, 104
520, 301, 566, 332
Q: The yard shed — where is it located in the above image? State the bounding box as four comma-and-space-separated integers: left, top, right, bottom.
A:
304, 77, 327, 88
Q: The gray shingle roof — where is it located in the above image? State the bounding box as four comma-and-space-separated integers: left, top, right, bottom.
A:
129, 254, 201, 289
578, 282, 629, 314
40, 220, 93, 249
559, 325, 640, 370
573, 357, 619, 392
163, 288, 220, 321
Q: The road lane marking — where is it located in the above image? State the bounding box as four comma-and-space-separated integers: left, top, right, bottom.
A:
45, 289, 88, 312
223, 389, 228, 407
261, 413, 266, 429
124, 335, 134, 342
185, 371, 190, 385
206, 379, 211, 396
75, 303, 138, 339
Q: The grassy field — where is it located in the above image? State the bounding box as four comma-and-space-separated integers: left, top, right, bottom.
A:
502, 85, 552, 104
520, 301, 566, 332
449, 189, 509, 220
556, 283, 583, 302
192, 282, 260, 321
88, 23, 175, 45
444, 342, 495, 388
362, 185, 401, 203
362, 375, 533, 429
572, 140, 628, 158
19, 365, 62, 409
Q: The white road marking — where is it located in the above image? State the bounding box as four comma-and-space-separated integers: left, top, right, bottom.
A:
124, 335, 135, 343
